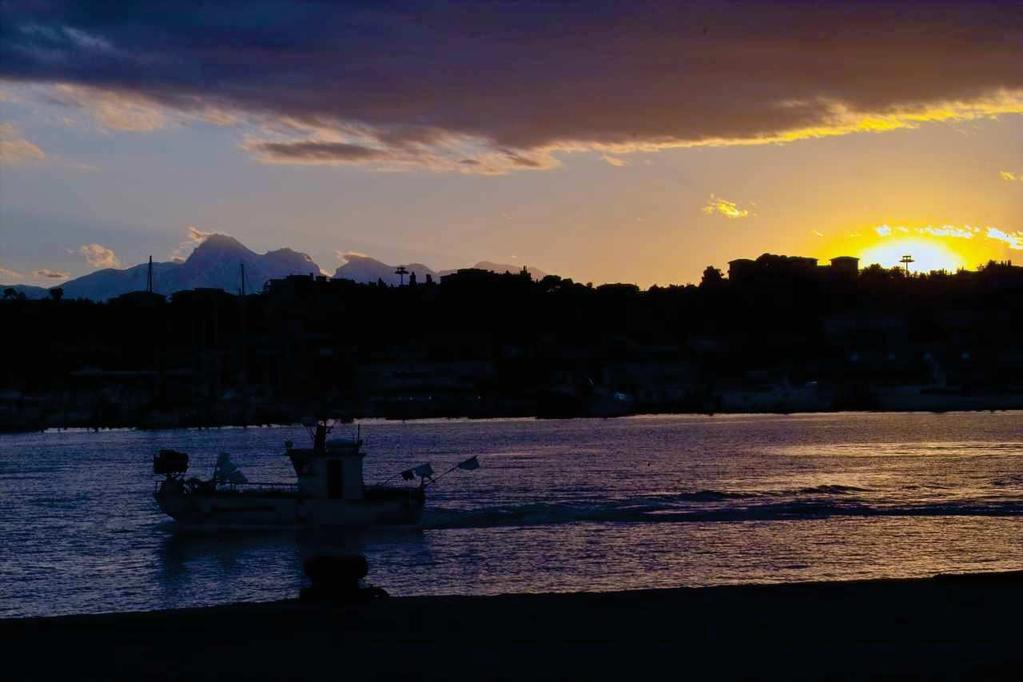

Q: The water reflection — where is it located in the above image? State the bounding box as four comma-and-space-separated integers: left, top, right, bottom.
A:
156, 525, 431, 605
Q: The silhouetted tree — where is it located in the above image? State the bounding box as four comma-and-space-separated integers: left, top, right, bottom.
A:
700, 266, 724, 288
0, 254, 1021, 429
49, 287, 64, 302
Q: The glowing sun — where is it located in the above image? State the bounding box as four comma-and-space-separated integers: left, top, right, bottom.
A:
859, 238, 965, 273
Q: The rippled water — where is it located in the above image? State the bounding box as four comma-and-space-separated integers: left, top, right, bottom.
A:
1, 412, 1021, 618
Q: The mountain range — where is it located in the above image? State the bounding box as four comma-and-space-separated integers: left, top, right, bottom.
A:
2, 235, 546, 300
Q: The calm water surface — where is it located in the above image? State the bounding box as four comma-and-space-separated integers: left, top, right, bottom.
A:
1, 412, 1021, 618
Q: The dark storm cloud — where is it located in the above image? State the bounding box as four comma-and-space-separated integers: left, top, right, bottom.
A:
2, 1, 1021, 168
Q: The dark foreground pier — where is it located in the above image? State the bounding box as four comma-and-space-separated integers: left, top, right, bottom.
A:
4, 571, 1022, 681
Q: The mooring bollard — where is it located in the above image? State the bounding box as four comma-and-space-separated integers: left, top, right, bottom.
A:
300, 554, 388, 603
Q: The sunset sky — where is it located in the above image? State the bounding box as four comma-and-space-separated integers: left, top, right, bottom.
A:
1, 1, 1021, 287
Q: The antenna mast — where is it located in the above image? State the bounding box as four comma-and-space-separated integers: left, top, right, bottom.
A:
900, 254, 914, 275
238, 261, 248, 399
146, 256, 154, 293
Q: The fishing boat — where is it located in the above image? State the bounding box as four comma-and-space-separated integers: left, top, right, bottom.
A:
153, 421, 441, 529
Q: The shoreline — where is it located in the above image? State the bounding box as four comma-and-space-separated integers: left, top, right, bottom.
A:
5, 570, 1022, 680
3, 406, 1022, 436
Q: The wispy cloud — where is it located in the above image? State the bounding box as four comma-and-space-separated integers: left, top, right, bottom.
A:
170, 225, 215, 260
46, 84, 168, 132
19, 23, 115, 55
0, 265, 24, 282
873, 224, 1023, 251
986, 227, 1023, 250
2, 266, 71, 285
242, 133, 559, 175
0, 122, 45, 162
186, 225, 214, 243
1001, 171, 1022, 182
602, 154, 628, 168
39, 84, 237, 133
918, 226, 979, 239
79, 243, 120, 269
33, 269, 69, 279
336, 250, 369, 263
702, 196, 751, 220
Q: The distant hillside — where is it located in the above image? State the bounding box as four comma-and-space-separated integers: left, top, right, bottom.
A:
333, 254, 437, 286
60, 235, 322, 301
0, 284, 51, 299
335, 255, 546, 285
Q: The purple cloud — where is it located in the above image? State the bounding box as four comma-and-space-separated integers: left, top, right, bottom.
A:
2, 1, 1021, 171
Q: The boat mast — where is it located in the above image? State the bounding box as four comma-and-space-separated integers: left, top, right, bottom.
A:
313, 419, 330, 452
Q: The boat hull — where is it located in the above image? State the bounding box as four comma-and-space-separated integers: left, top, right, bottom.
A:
156, 485, 425, 529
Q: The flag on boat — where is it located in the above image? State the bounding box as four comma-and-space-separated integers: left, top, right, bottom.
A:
400, 469, 415, 481
213, 452, 248, 484
412, 463, 435, 480
457, 456, 480, 471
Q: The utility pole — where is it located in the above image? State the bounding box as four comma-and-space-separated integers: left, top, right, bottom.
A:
238, 262, 248, 402
394, 265, 409, 286
146, 256, 154, 293
900, 254, 914, 275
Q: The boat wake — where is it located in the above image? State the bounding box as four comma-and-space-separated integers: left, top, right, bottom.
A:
672, 484, 869, 501
423, 492, 1023, 530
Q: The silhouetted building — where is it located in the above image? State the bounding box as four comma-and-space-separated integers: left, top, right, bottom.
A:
265, 273, 329, 297
730, 254, 861, 283
728, 258, 756, 281
439, 268, 499, 285
728, 254, 818, 284
829, 256, 859, 277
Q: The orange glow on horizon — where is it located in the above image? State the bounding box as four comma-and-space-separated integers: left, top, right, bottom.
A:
815, 223, 1022, 277
858, 238, 965, 273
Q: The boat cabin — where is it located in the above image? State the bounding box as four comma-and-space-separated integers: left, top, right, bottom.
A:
286, 425, 365, 501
